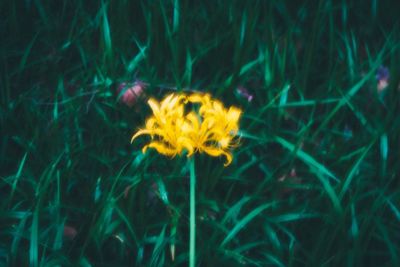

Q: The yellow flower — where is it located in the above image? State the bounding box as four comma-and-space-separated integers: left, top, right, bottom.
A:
131, 92, 241, 166
186, 93, 241, 165
131, 93, 194, 156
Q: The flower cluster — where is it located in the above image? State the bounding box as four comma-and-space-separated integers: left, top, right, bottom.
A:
131, 93, 242, 166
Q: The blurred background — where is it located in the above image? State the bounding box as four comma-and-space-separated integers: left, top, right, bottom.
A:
1, 1, 400, 266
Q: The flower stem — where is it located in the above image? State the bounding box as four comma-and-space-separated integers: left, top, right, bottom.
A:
189, 157, 196, 267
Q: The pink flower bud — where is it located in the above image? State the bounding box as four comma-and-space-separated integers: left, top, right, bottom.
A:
117, 81, 146, 107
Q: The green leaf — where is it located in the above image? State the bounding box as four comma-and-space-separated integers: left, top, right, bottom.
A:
221, 202, 273, 247
101, 2, 112, 58
274, 136, 343, 213
339, 141, 375, 200
274, 136, 339, 182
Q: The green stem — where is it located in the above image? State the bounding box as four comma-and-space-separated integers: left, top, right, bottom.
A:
189, 157, 196, 267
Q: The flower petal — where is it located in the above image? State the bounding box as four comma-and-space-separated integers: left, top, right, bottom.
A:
201, 146, 233, 166
188, 93, 208, 104
131, 129, 152, 143
143, 141, 178, 156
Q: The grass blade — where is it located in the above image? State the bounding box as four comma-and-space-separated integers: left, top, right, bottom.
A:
221, 202, 273, 247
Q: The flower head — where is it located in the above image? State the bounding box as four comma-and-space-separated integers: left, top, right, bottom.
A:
131, 93, 241, 166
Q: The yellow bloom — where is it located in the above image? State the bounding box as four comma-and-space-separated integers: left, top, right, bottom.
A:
131, 93, 194, 156
131, 92, 241, 166
186, 93, 241, 166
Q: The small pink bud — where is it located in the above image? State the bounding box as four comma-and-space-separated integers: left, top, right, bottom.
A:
117, 81, 146, 107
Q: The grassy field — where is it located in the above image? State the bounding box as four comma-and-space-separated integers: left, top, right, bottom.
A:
1, 1, 400, 266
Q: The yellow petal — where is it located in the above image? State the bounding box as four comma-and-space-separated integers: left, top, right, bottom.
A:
148, 98, 161, 121
218, 136, 231, 148
201, 146, 233, 166
147, 98, 160, 113
143, 141, 178, 157
227, 107, 242, 124
177, 136, 195, 156
131, 129, 152, 143
188, 93, 206, 103
161, 94, 183, 113
186, 112, 200, 130
212, 100, 224, 113
191, 94, 212, 113
161, 94, 175, 107
145, 117, 158, 130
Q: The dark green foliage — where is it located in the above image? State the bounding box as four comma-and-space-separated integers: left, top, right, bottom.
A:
1, 0, 400, 266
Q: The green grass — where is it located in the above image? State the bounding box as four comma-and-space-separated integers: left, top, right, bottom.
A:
1, 0, 400, 266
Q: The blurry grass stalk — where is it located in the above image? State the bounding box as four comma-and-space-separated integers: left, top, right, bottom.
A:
189, 156, 196, 267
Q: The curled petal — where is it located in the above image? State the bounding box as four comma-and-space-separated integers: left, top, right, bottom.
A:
218, 136, 232, 148
169, 94, 186, 109
143, 142, 178, 157
188, 93, 209, 104
201, 146, 233, 166
177, 136, 195, 156
131, 129, 152, 143
186, 112, 200, 130
145, 118, 159, 131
